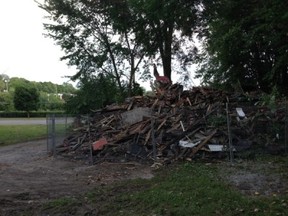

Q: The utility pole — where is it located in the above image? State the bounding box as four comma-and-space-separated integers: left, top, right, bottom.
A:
4, 79, 8, 92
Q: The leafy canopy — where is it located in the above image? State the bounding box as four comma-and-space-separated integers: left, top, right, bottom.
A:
197, 0, 288, 95
39, 0, 200, 90
65, 74, 121, 114
13, 86, 40, 117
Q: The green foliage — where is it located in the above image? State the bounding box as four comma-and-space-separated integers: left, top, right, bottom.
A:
9, 77, 32, 92
33, 81, 76, 94
198, 0, 288, 95
0, 92, 14, 111
13, 86, 40, 117
39, 0, 200, 90
259, 87, 279, 112
0, 124, 47, 146
36, 81, 56, 93
65, 74, 120, 114
8, 77, 76, 94
57, 82, 76, 94
65, 73, 145, 114
0, 74, 75, 112
127, 0, 200, 80
39, 93, 64, 111
130, 83, 145, 96
39, 0, 148, 96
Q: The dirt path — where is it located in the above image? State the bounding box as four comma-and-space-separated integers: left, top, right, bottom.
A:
0, 140, 153, 214
218, 159, 288, 196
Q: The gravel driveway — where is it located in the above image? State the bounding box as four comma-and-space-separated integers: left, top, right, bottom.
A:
0, 139, 153, 215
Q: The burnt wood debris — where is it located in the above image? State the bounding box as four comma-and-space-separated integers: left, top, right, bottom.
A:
58, 83, 287, 164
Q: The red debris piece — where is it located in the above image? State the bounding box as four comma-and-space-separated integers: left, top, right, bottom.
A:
92, 138, 108, 151
153, 64, 171, 84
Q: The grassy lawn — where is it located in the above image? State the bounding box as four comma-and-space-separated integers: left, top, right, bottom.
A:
0, 124, 67, 146
41, 161, 288, 216
0, 125, 47, 145
0, 118, 69, 146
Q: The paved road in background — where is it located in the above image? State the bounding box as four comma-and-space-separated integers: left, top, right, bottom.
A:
0, 118, 74, 125
0, 118, 47, 125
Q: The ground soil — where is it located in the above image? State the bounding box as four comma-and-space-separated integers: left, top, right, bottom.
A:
0, 140, 153, 215
218, 158, 288, 196
0, 140, 287, 215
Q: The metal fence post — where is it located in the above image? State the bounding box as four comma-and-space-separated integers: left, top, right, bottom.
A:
285, 98, 287, 154
52, 114, 56, 157
226, 102, 234, 162
151, 118, 156, 160
88, 115, 94, 165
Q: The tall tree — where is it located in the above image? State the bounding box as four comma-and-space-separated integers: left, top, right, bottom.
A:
0, 93, 13, 111
64, 74, 120, 114
98, 0, 149, 95
127, 0, 200, 80
9, 77, 31, 92
39, 0, 147, 96
14, 86, 40, 117
197, 0, 288, 95
39, 0, 201, 94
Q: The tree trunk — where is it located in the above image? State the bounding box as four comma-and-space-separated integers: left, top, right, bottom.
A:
162, 56, 172, 81
104, 35, 123, 93
161, 22, 173, 81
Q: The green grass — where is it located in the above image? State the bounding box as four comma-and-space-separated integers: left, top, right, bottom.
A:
0, 125, 47, 145
105, 163, 287, 216
42, 162, 288, 216
0, 122, 69, 146
44, 197, 79, 209
41, 197, 82, 216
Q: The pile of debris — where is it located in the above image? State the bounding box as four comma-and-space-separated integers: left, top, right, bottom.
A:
58, 83, 287, 163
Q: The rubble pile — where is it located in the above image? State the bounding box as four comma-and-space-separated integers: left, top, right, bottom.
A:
58, 84, 287, 163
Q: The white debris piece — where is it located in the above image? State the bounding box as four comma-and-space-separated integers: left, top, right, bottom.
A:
236, 107, 246, 118
208, 145, 224, 152
179, 140, 200, 148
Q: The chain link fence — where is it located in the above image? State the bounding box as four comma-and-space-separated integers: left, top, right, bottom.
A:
225, 98, 288, 160
46, 98, 288, 163
46, 114, 75, 156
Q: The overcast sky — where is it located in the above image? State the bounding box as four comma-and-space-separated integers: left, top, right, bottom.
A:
0, 0, 77, 85
0, 0, 199, 88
